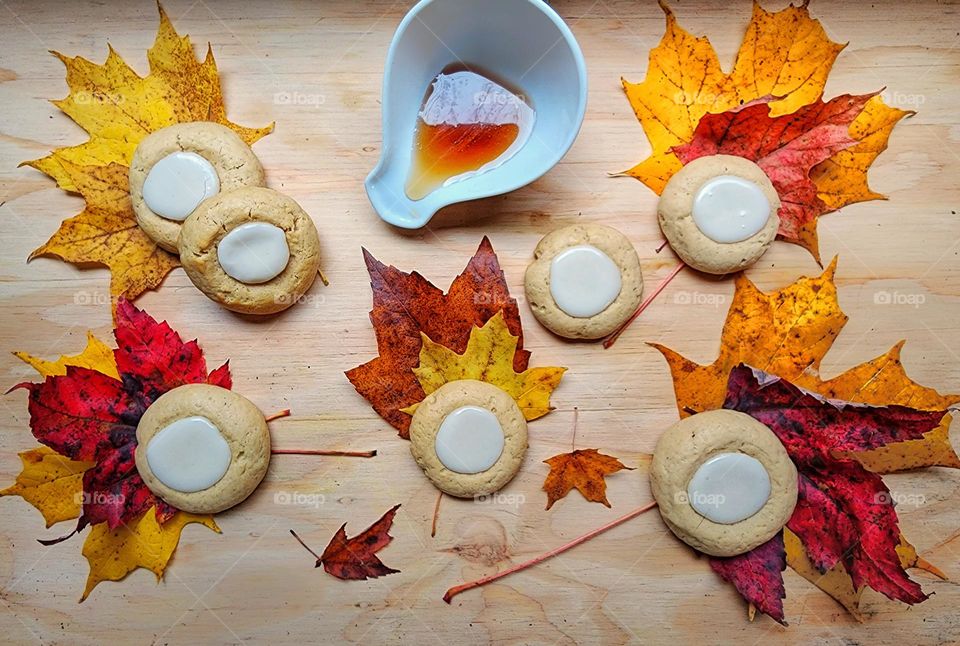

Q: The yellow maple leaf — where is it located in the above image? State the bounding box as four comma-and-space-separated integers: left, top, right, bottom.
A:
0, 447, 94, 528
622, 0, 844, 194
6, 326, 219, 600
21, 4, 271, 305
14, 330, 118, 380
81, 506, 219, 602
402, 312, 565, 421
651, 259, 958, 616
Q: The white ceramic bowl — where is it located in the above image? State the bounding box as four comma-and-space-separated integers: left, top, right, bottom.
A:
365, 0, 588, 229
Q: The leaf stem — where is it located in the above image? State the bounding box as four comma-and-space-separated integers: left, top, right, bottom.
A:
602, 262, 686, 348
271, 449, 377, 457
289, 529, 321, 563
265, 409, 291, 422
442, 500, 658, 603
431, 491, 443, 538
655, 240, 668, 254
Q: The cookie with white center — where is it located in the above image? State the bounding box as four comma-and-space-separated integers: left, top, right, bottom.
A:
658, 155, 781, 275
409, 380, 527, 498
178, 186, 321, 315
129, 122, 266, 252
524, 223, 644, 340
650, 409, 798, 557
134, 383, 271, 515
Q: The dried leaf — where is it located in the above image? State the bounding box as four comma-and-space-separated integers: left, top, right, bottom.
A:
652, 265, 959, 618
622, 0, 844, 194
710, 532, 787, 625
21, 4, 271, 304
81, 506, 219, 601
14, 331, 118, 380
673, 94, 871, 259
316, 505, 401, 580
0, 447, 94, 528
402, 313, 565, 421
347, 238, 529, 438
542, 449, 632, 510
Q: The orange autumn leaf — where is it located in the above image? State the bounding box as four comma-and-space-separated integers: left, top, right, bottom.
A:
651, 260, 958, 616
21, 4, 271, 305
543, 449, 633, 510
622, 1, 910, 260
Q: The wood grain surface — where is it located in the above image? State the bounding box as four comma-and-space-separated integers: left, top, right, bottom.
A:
1, 0, 959, 643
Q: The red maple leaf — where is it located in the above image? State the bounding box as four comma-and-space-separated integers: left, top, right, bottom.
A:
710, 365, 945, 621
673, 93, 875, 259
346, 237, 528, 438
16, 299, 230, 532
292, 505, 401, 580
710, 531, 787, 624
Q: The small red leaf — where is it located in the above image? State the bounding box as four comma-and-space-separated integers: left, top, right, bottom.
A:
710, 532, 787, 625
315, 505, 401, 580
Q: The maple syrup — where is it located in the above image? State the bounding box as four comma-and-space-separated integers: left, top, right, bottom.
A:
406, 65, 534, 200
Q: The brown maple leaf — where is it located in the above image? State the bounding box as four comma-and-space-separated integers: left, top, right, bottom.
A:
543, 449, 633, 510
291, 505, 401, 580
22, 4, 271, 305
346, 237, 528, 438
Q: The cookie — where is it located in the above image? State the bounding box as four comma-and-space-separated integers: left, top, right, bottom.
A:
650, 409, 797, 557
178, 186, 321, 315
409, 380, 527, 498
129, 122, 266, 252
658, 155, 780, 275
524, 223, 644, 339
134, 383, 271, 515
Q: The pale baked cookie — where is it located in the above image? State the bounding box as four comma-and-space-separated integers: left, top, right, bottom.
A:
650, 409, 797, 557
178, 186, 321, 315
658, 155, 780, 275
409, 380, 527, 498
129, 122, 266, 252
524, 223, 644, 339
134, 383, 271, 515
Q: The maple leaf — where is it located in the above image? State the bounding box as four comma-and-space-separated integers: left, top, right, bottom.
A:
623, 2, 910, 260
81, 506, 219, 602
651, 265, 958, 618
673, 93, 873, 259
293, 505, 401, 580
3, 307, 224, 599
346, 237, 529, 438
21, 4, 271, 305
710, 531, 787, 624
709, 365, 947, 621
542, 449, 632, 510
402, 313, 565, 421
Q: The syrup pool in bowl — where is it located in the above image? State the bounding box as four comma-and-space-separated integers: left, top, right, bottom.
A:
405, 65, 535, 201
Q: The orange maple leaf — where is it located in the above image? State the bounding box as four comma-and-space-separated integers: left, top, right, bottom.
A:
650, 259, 957, 616
21, 4, 271, 306
622, 1, 911, 260
543, 449, 633, 510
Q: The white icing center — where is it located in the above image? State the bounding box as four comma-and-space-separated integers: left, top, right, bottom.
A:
434, 406, 505, 474
142, 151, 220, 221
145, 416, 231, 493
217, 222, 290, 284
686, 452, 771, 524
692, 175, 771, 243
420, 70, 535, 188
549, 245, 622, 318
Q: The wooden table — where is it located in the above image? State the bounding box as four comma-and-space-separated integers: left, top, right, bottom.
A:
1, 0, 958, 643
